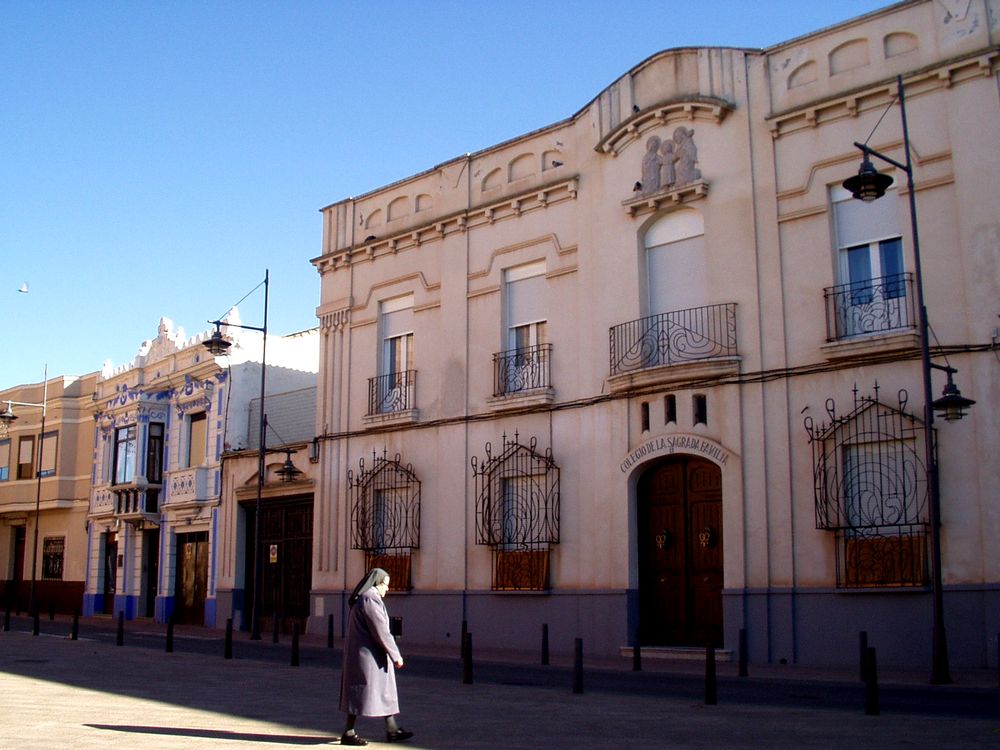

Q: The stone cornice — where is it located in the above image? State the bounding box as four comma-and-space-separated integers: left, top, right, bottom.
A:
595, 96, 733, 157
311, 176, 579, 274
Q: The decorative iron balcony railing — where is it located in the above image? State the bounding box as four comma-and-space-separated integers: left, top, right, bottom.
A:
368, 370, 417, 416
824, 272, 914, 341
493, 343, 552, 396
609, 302, 737, 375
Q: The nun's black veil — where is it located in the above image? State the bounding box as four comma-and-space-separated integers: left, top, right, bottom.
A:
348, 567, 389, 607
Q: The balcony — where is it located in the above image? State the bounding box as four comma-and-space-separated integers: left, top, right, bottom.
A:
365, 370, 418, 424
490, 344, 554, 408
166, 466, 212, 505
821, 273, 918, 360
608, 303, 739, 392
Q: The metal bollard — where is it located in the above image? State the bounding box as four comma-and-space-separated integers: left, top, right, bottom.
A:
225, 618, 233, 659
704, 646, 718, 705
460, 619, 468, 659
859, 631, 869, 682
32, 603, 39, 636
738, 628, 749, 677
327, 613, 335, 649
166, 616, 174, 653
4, 605, 10, 632
71, 610, 79, 641
996, 632, 999, 689
632, 628, 641, 672
272, 612, 280, 644
291, 623, 300, 667
390, 616, 403, 638
462, 632, 473, 684
541, 624, 550, 666
864, 647, 879, 716
116, 611, 124, 646
572, 638, 584, 694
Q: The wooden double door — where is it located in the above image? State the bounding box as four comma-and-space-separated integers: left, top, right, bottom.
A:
638, 456, 723, 647
244, 496, 313, 635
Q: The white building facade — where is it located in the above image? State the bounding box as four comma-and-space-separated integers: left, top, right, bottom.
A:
308, 0, 998, 669
84, 315, 317, 625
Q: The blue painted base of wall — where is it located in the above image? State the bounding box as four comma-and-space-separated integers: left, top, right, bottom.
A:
725, 584, 1000, 669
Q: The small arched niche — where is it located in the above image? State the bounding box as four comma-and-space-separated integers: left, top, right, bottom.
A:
508, 153, 535, 182
829, 39, 870, 75
788, 60, 818, 90
883, 32, 918, 59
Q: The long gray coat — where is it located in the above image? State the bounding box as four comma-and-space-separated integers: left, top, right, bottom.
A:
339, 588, 402, 716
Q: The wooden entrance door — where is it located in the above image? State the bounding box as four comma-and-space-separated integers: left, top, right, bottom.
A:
245, 497, 313, 635
638, 456, 723, 646
174, 532, 208, 625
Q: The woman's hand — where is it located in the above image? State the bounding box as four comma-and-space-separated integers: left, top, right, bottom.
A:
395, 659, 404, 669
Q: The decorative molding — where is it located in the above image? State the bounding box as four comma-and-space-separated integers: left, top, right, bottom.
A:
595, 97, 732, 157
622, 180, 709, 217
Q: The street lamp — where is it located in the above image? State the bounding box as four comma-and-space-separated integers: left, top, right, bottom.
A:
842, 75, 975, 684
204, 270, 269, 640
0, 364, 48, 628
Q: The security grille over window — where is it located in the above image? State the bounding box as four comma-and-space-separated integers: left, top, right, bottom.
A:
348, 449, 421, 590
472, 433, 560, 591
804, 384, 930, 588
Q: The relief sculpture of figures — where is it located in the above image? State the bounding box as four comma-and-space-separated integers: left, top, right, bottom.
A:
672, 126, 701, 184
638, 128, 701, 195
641, 135, 662, 193
659, 139, 675, 188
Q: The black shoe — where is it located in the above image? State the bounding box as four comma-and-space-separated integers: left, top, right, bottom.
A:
386, 729, 413, 743
340, 733, 368, 746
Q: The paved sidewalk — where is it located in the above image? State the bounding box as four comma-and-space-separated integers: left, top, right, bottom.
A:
1, 620, 998, 749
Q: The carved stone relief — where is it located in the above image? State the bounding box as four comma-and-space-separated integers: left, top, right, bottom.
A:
635, 127, 702, 196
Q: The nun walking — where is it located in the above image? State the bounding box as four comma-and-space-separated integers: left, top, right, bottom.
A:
339, 568, 413, 746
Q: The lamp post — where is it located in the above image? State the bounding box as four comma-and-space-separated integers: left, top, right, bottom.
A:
0, 365, 48, 623
204, 271, 269, 640
842, 75, 974, 684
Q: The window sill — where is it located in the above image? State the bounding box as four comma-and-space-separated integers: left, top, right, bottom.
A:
363, 408, 419, 426
607, 356, 740, 394
820, 329, 919, 361
487, 388, 555, 411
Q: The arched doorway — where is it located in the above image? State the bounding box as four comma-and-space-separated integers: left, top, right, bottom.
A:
637, 455, 722, 647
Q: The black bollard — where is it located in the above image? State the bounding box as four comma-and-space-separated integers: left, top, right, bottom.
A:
291, 623, 300, 667
4, 605, 10, 632
460, 619, 468, 658
166, 616, 174, 653
738, 628, 749, 677
116, 611, 124, 646
997, 632, 999, 689
71, 610, 79, 641
541, 624, 550, 666
327, 613, 335, 649
859, 631, 869, 682
632, 628, 642, 672
705, 646, 718, 705
390, 616, 403, 638
224, 618, 233, 659
864, 647, 879, 715
272, 611, 280, 644
572, 638, 584, 694
462, 632, 473, 684
32, 602, 39, 636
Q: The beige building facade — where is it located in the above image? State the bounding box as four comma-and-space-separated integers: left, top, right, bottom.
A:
0, 372, 98, 615
301, 0, 999, 670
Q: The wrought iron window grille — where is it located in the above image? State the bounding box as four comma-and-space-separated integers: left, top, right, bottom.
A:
348, 449, 421, 589
824, 272, 915, 341
609, 302, 737, 375
493, 343, 552, 396
367, 370, 416, 416
804, 383, 930, 588
471, 432, 560, 591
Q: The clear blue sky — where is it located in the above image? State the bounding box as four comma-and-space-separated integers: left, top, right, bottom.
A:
1, 0, 893, 390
